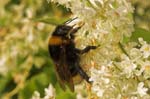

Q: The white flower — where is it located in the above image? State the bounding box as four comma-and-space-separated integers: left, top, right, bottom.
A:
0, 56, 6, 67
89, 65, 111, 98
116, 55, 137, 78
137, 82, 148, 97
44, 84, 55, 99
91, 84, 105, 97
123, 62, 137, 78
138, 37, 146, 45
27, 32, 34, 42
31, 84, 55, 99
31, 91, 41, 99
138, 37, 150, 58
0, 56, 8, 76
140, 43, 150, 58
141, 61, 150, 79
96, 88, 105, 97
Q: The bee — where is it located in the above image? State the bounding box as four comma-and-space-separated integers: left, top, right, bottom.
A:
48, 18, 98, 92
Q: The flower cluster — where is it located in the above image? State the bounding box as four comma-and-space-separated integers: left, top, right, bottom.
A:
89, 38, 150, 98
51, 0, 150, 99
0, 0, 52, 76
51, 0, 134, 47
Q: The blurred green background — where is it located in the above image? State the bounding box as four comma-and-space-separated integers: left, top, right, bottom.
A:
0, 0, 150, 99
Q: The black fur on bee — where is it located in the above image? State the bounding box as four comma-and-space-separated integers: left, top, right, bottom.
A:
48, 18, 98, 92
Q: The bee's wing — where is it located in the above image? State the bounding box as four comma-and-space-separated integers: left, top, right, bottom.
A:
54, 47, 74, 92
53, 63, 66, 90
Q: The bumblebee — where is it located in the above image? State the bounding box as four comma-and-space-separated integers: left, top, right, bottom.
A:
48, 18, 98, 92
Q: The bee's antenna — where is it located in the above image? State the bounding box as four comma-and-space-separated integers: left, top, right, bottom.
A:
65, 17, 78, 24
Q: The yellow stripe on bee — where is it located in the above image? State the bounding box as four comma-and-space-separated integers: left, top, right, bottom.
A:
49, 36, 70, 45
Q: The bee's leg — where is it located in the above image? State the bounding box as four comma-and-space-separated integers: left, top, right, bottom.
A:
74, 62, 91, 83
75, 45, 98, 54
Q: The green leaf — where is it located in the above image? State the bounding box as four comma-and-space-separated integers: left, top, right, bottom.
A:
19, 73, 49, 99
18, 61, 56, 99
33, 17, 70, 25
0, 73, 15, 97
131, 27, 150, 43
55, 83, 76, 99
0, 75, 11, 96
122, 36, 130, 43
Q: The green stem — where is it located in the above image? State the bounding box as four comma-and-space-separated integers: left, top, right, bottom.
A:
118, 42, 130, 59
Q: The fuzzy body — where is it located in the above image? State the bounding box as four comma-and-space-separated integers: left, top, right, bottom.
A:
48, 22, 97, 91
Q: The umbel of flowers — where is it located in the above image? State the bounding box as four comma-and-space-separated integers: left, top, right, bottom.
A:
49, 0, 150, 99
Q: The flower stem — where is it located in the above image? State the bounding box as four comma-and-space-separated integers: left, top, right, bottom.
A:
118, 42, 130, 59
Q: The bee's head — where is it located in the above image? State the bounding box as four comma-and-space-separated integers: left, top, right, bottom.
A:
53, 25, 73, 37
52, 18, 84, 39
53, 25, 82, 40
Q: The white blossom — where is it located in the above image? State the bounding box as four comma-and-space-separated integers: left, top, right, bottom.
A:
31, 84, 55, 99
138, 37, 150, 58
142, 61, 150, 79
31, 91, 41, 99
140, 43, 150, 58
137, 82, 148, 97
44, 84, 56, 99
118, 55, 137, 78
